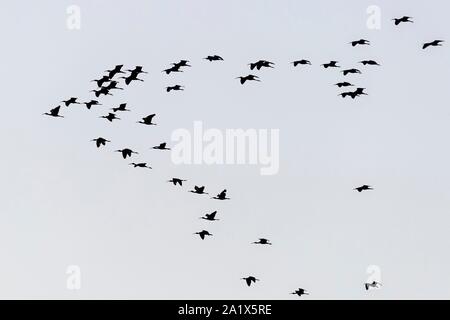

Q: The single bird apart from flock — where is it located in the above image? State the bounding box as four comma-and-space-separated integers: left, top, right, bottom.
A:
365, 281, 382, 290
354, 185, 373, 192
350, 39, 370, 46
253, 238, 272, 245
291, 288, 309, 297
392, 16, 413, 25
242, 276, 259, 287
194, 230, 212, 240
422, 40, 444, 49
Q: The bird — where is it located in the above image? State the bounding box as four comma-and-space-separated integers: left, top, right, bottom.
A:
194, 230, 212, 240
241, 276, 259, 287
126, 66, 148, 77
189, 186, 208, 195
162, 65, 183, 75
91, 76, 110, 87
129, 162, 152, 169
115, 148, 138, 159
291, 59, 311, 67
236, 75, 260, 85
119, 73, 144, 85
212, 189, 230, 200
172, 60, 191, 68
152, 142, 170, 150
92, 137, 110, 148
137, 114, 156, 125
249, 60, 274, 70
392, 16, 413, 25
335, 82, 354, 88
43, 106, 63, 118
353, 87, 367, 96
365, 281, 382, 290
167, 178, 187, 186
200, 211, 219, 221
338, 91, 359, 99
166, 85, 184, 92
105, 65, 125, 79
341, 68, 362, 76
359, 60, 380, 66
83, 100, 101, 110
252, 238, 272, 245
61, 97, 80, 107
100, 113, 120, 122
91, 87, 112, 97
354, 185, 373, 192
204, 55, 224, 62
322, 61, 340, 68
104, 80, 123, 90
291, 288, 309, 297
350, 39, 370, 46
423, 40, 444, 49
111, 103, 130, 112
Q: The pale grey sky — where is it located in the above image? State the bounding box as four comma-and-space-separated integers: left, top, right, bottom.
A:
0, 0, 449, 299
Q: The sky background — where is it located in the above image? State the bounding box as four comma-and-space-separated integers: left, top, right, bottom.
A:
0, 0, 449, 299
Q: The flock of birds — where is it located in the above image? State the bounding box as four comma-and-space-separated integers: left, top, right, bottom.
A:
43, 15, 443, 297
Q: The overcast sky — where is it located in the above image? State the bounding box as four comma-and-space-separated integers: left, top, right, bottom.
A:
0, 0, 449, 299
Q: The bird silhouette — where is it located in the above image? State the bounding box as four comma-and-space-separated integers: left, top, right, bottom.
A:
119, 73, 144, 85
338, 91, 359, 99
152, 142, 170, 150
335, 82, 354, 88
189, 186, 208, 195
354, 185, 373, 192
172, 60, 191, 68
111, 103, 130, 112
194, 230, 212, 240
365, 281, 382, 290
126, 66, 148, 77
83, 100, 101, 110
115, 148, 138, 159
350, 39, 370, 46
106, 65, 125, 79
423, 40, 444, 49
393, 16, 413, 25
236, 75, 260, 84
212, 189, 230, 200
61, 97, 80, 107
200, 211, 219, 221
359, 60, 380, 66
162, 65, 183, 75
291, 59, 311, 67
249, 60, 274, 70
341, 68, 362, 76
104, 80, 123, 90
129, 162, 152, 169
167, 178, 187, 186
100, 113, 120, 122
138, 114, 156, 125
92, 137, 110, 148
43, 106, 63, 118
241, 276, 259, 287
322, 61, 340, 68
253, 238, 272, 245
91, 76, 110, 87
204, 55, 224, 62
166, 85, 184, 92
91, 87, 112, 97
291, 288, 309, 297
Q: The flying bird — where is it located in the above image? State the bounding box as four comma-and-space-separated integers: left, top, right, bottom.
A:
354, 185, 373, 192
291, 288, 309, 297
194, 230, 212, 240
204, 55, 224, 62
91, 87, 112, 97
291, 59, 311, 67
43, 106, 63, 118
126, 66, 147, 77
92, 137, 110, 148
338, 91, 359, 99
119, 73, 144, 85
106, 64, 125, 79
166, 85, 184, 92
353, 87, 367, 96
162, 65, 183, 75
241, 276, 259, 287
249, 60, 274, 70
359, 60, 380, 66
236, 75, 260, 85
212, 189, 230, 200
115, 148, 138, 159
350, 39, 370, 46
83, 100, 101, 110
129, 162, 152, 169
393, 16, 413, 25
200, 211, 219, 221
167, 178, 187, 186
365, 281, 382, 290
189, 186, 208, 195
341, 68, 362, 76
111, 103, 130, 112
335, 82, 354, 88
172, 60, 191, 68
104, 80, 123, 90
152, 142, 170, 150
422, 40, 444, 49
138, 114, 156, 125
322, 61, 340, 68
91, 76, 110, 87
61, 97, 80, 107
100, 113, 120, 122
252, 238, 272, 245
